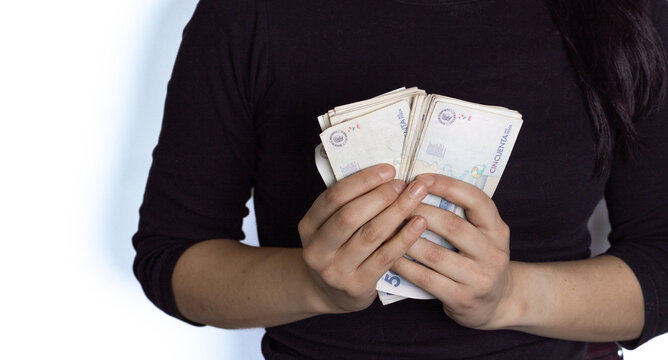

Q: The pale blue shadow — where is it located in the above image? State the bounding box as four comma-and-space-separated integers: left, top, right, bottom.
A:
105, 0, 263, 358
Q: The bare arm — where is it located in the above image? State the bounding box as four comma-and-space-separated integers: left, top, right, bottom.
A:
498, 255, 643, 342
172, 164, 430, 329
173, 240, 325, 329
394, 174, 644, 343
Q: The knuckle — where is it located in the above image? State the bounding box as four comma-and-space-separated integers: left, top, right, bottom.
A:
452, 289, 474, 310
398, 229, 419, 248
391, 257, 406, 271
297, 219, 308, 237
361, 172, 380, 190
323, 188, 344, 206
442, 217, 461, 235
335, 208, 357, 228
320, 266, 341, 288
476, 273, 494, 295
344, 283, 365, 299
302, 247, 321, 270
424, 245, 445, 264
302, 247, 315, 264
469, 195, 485, 210
484, 247, 508, 270
416, 271, 435, 289
381, 185, 400, 204
396, 197, 417, 214
412, 203, 428, 218
498, 222, 511, 240
492, 248, 509, 267
374, 248, 393, 267
359, 224, 381, 244
459, 295, 475, 310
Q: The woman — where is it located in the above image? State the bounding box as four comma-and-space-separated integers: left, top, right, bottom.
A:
133, 0, 667, 358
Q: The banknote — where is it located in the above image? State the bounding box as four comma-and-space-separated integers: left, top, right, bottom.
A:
377, 290, 405, 306
375, 96, 523, 299
317, 87, 424, 131
314, 143, 336, 188
314, 88, 523, 304
321, 100, 411, 180
316, 88, 425, 184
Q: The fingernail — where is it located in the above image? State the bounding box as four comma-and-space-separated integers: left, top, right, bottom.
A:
410, 216, 426, 231
419, 175, 435, 187
379, 165, 395, 180
408, 181, 427, 199
393, 180, 406, 193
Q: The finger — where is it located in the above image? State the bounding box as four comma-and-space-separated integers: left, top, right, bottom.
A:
312, 179, 405, 252
338, 178, 431, 266
302, 164, 396, 234
405, 238, 473, 283
417, 174, 503, 232
357, 216, 427, 280
391, 256, 460, 301
412, 203, 486, 257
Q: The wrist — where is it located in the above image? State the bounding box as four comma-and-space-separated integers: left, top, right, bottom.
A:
296, 249, 340, 316
489, 261, 530, 330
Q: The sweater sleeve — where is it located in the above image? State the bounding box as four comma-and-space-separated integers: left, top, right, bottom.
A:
132, 0, 270, 325
603, 105, 668, 349
602, 0, 668, 349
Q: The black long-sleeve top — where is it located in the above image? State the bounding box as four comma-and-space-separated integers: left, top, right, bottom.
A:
133, 1, 668, 358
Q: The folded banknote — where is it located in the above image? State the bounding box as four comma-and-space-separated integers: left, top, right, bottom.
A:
314, 87, 523, 304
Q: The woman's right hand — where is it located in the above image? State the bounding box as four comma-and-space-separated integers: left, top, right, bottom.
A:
298, 164, 431, 313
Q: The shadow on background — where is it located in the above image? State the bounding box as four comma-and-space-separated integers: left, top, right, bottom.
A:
105, 0, 264, 358
106, 0, 196, 278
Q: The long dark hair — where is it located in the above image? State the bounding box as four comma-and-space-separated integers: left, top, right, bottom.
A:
546, 0, 667, 175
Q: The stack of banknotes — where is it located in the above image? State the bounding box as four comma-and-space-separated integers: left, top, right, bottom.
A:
314, 87, 523, 305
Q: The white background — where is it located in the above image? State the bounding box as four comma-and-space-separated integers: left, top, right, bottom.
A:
0, 1, 665, 359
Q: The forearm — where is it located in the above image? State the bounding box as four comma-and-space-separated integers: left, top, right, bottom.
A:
172, 239, 330, 329
498, 255, 644, 342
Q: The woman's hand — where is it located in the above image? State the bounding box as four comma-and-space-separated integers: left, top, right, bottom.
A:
298, 164, 432, 314
392, 173, 515, 330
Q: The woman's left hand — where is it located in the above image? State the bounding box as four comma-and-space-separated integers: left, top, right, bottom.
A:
391, 173, 517, 330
